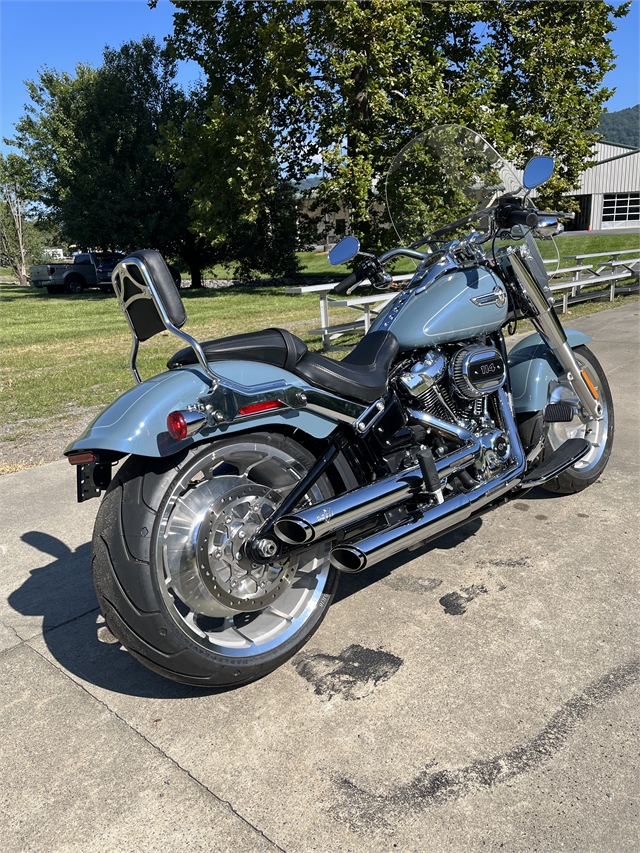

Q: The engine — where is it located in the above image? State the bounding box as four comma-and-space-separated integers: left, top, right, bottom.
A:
397, 343, 511, 481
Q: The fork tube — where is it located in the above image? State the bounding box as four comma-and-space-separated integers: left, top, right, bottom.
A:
508, 251, 603, 420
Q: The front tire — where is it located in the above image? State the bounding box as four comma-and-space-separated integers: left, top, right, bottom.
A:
542, 345, 614, 494
92, 433, 339, 686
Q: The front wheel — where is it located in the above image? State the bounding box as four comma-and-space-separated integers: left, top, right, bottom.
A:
542, 345, 614, 494
92, 433, 339, 686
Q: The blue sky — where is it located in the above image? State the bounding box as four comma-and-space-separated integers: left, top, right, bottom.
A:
1, 0, 639, 154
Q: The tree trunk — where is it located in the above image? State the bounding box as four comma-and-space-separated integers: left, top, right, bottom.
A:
189, 263, 203, 289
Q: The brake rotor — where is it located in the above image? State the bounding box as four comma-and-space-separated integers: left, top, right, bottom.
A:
194, 483, 297, 612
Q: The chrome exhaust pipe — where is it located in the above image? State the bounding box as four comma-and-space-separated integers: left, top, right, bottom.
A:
330, 389, 526, 572
274, 414, 482, 546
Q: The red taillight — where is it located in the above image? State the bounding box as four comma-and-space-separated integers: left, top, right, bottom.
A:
47, 266, 56, 276
238, 400, 286, 417
68, 451, 96, 465
167, 411, 188, 441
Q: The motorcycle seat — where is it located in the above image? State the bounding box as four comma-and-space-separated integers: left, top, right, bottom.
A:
168, 328, 399, 405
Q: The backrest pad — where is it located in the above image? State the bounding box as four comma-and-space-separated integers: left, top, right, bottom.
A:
115, 249, 186, 342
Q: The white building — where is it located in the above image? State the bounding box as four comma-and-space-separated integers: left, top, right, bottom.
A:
566, 141, 639, 231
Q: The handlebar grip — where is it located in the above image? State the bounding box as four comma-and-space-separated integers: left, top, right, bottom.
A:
334, 270, 360, 294
507, 208, 539, 229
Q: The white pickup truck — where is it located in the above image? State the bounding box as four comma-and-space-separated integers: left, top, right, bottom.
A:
29, 252, 123, 294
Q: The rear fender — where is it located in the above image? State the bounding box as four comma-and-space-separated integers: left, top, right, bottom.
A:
508, 329, 592, 412
65, 361, 342, 458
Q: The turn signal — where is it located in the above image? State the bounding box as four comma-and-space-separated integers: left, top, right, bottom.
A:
167, 410, 207, 441
167, 411, 188, 441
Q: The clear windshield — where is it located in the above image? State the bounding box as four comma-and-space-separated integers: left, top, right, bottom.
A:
384, 125, 525, 245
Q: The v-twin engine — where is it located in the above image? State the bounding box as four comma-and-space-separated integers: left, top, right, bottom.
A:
274, 380, 526, 573
398, 344, 510, 481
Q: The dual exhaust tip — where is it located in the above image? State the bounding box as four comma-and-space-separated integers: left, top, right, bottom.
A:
274, 516, 368, 573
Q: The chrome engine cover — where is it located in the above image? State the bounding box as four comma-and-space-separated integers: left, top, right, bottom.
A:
399, 348, 447, 398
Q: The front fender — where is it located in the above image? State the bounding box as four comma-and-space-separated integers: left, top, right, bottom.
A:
65, 362, 340, 458
508, 329, 592, 412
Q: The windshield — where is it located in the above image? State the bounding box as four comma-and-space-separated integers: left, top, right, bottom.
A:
384, 125, 525, 245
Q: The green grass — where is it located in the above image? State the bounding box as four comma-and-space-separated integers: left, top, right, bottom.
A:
0, 282, 361, 424
537, 232, 639, 261
198, 250, 353, 280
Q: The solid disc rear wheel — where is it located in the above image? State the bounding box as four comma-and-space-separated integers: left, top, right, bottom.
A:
92, 433, 339, 686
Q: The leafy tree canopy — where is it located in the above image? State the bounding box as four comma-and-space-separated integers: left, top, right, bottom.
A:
161, 0, 629, 253
0, 152, 46, 284
8, 37, 217, 285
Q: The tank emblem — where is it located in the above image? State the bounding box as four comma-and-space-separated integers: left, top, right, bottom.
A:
470, 285, 506, 309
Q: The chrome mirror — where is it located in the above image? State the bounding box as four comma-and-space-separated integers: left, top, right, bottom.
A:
328, 236, 360, 266
522, 156, 555, 189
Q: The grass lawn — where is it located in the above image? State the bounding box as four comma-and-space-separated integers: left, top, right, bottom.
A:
0, 282, 366, 427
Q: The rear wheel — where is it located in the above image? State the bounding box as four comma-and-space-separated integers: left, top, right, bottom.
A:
92, 433, 339, 686
542, 345, 614, 494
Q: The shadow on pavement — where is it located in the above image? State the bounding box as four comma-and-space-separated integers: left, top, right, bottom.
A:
334, 518, 483, 604
9, 531, 219, 699
10, 518, 483, 698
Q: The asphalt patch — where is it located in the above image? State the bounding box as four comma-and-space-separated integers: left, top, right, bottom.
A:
333, 658, 640, 832
294, 643, 403, 701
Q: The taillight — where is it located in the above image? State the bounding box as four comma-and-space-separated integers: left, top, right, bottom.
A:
47, 266, 56, 275
238, 400, 286, 417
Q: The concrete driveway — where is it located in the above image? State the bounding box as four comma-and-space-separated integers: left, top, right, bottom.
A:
1, 303, 638, 853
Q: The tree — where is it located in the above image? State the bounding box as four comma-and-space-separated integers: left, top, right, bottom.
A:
479, 0, 630, 209
0, 153, 44, 285
9, 37, 216, 286
163, 0, 629, 253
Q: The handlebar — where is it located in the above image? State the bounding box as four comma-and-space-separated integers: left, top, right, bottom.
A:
498, 204, 538, 230
334, 270, 363, 294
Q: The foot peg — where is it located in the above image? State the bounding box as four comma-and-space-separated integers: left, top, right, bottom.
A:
417, 447, 444, 504
544, 403, 574, 423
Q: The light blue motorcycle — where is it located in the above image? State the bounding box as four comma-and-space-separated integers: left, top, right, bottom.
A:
66, 126, 613, 687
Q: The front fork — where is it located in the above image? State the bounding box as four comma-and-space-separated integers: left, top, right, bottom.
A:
507, 250, 603, 422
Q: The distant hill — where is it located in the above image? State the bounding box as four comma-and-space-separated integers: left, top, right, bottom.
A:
598, 105, 639, 148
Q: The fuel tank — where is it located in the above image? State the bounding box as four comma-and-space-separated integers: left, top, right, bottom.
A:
370, 266, 508, 350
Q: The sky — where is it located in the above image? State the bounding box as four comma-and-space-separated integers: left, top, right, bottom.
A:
1, 0, 639, 155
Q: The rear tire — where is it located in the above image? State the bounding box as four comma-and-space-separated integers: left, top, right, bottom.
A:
92, 434, 339, 686
542, 345, 614, 494
67, 277, 84, 294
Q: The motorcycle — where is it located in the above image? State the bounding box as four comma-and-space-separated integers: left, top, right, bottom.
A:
66, 125, 613, 687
